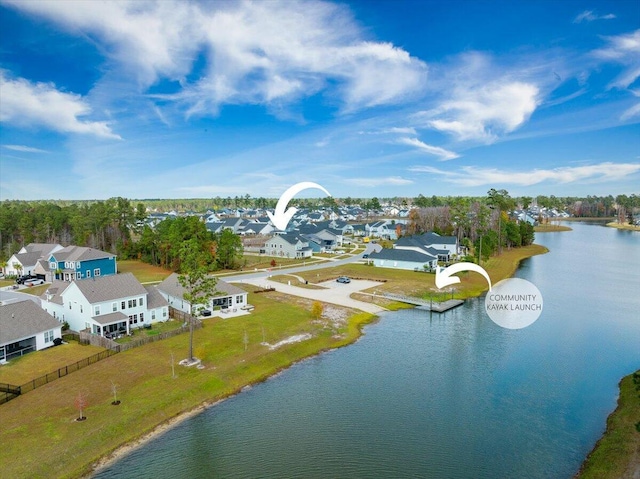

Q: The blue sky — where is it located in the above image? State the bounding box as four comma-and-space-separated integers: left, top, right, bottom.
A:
0, 0, 638, 201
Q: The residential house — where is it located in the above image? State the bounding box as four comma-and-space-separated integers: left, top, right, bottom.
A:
366, 220, 400, 240
40, 272, 169, 337
0, 300, 62, 362
368, 248, 438, 271
157, 273, 248, 314
395, 232, 458, 261
4, 243, 63, 277
264, 234, 313, 258
48, 245, 117, 281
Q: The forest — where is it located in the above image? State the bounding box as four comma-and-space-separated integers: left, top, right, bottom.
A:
1, 192, 637, 268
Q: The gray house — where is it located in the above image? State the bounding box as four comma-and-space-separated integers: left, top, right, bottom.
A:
369, 248, 438, 271
157, 273, 249, 314
0, 300, 62, 362
264, 234, 313, 258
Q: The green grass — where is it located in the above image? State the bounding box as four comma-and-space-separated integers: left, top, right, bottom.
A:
0, 341, 105, 385
606, 222, 640, 232
116, 260, 173, 283
292, 244, 548, 300
534, 224, 573, 232
114, 319, 184, 343
0, 289, 375, 479
576, 369, 640, 478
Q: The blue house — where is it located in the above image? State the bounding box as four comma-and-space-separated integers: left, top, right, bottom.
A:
48, 246, 117, 281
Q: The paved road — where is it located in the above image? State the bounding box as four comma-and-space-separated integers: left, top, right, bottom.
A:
0, 287, 42, 306
224, 243, 386, 314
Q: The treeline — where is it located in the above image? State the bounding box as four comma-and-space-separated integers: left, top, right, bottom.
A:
133, 217, 242, 271
407, 189, 535, 262
0, 198, 146, 261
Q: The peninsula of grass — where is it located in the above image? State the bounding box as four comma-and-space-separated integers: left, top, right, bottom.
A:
606, 222, 640, 232
535, 224, 572, 232
295, 244, 548, 301
576, 369, 640, 479
0, 288, 376, 479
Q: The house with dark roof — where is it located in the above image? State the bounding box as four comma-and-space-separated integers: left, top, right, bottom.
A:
395, 232, 458, 261
264, 234, 313, 258
157, 273, 248, 315
40, 272, 169, 337
368, 248, 438, 271
0, 300, 62, 362
47, 245, 117, 282
4, 243, 63, 277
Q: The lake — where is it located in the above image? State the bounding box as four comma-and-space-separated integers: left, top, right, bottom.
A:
94, 222, 640, 479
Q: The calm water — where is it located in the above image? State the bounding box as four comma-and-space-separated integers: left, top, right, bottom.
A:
95, 223, 640, 479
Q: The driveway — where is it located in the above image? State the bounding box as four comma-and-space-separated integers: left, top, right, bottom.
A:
238, 277, 386, 314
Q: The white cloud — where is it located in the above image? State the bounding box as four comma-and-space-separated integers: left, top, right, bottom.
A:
423, 80, 540, 143
345, 176, 414, 187
2, 144, 49, 153
573, 10, 616, 23
410, 162, 640, 187
397, 137, 459, 161
621, 103, 640, 120
592, 30, 640, 90
4, 0, 427, 116
0, 71, 120, 139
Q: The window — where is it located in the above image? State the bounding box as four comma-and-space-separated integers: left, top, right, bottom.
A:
121, 301, 126, 310
140, 313, 144, 322
86, 270, 91, 278
80, 305, 83, 313
162, 308, 167, 318
152, 310, 156, 320
44, 330, 54, 343
236, 295, 244, 304
128, 314, 138, 325
69, 302, 72, 310
139, 297, 144, 306
94, 305, 100, 315
112, 302, 117, 312
94, 268, 100, 277
50, 262, 56, 269
128, 299, 133, 308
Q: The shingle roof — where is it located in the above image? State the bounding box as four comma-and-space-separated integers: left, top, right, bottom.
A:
13, 251, 42, 266
50, 245, 115, 262
370, 248, 437, 263
157, 273, 246, 299
40, 281, 72, 305
23, 243, 62, 256
0, 300, 61, 345
92, 311, 128, 326
145, 285, 170, 309
73, 272, 147, 304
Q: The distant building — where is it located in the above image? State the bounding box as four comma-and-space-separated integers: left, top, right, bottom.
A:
47, 245, 117, 281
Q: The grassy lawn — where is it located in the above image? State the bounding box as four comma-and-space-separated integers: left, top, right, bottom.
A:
115, 319, 184, 343
293, 244, 548, 300
0, 289, 375, 479
20, 284, 50, 296
0, 341, 106, 386
577, 369, 640, 478
534, 224, 572, 232
117, 260, 173, 283
606, 222, 640, 232
0, 279, 14, 288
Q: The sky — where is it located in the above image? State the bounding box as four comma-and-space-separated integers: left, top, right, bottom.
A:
0, 0, 639, 201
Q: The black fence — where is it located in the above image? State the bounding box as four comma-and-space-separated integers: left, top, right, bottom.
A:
0, 349, 118, 405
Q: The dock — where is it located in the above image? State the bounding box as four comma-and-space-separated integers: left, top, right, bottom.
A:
379, 293, 464, 312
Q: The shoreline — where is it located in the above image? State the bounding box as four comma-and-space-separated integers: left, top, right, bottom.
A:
87, 312, 378, 477
575, 369, 640, 478
605, 221, 640, 232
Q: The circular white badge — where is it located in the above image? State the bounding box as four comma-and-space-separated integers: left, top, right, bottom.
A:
485, 278, 543, 329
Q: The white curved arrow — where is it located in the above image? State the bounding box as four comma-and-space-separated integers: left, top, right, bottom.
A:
435, 262, 492, 291
267, 182, 331, 230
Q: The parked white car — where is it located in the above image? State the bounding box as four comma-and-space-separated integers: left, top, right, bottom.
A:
24, 278, 45, 286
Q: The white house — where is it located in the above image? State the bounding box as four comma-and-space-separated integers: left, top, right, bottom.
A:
4, 243, 63, 277
368, 248, 438, 271
264, 234, 313, 258
395, 232, 458, 261
0, 300, 62, 362
40, 272, 169, 337
157, 273, 249, 314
